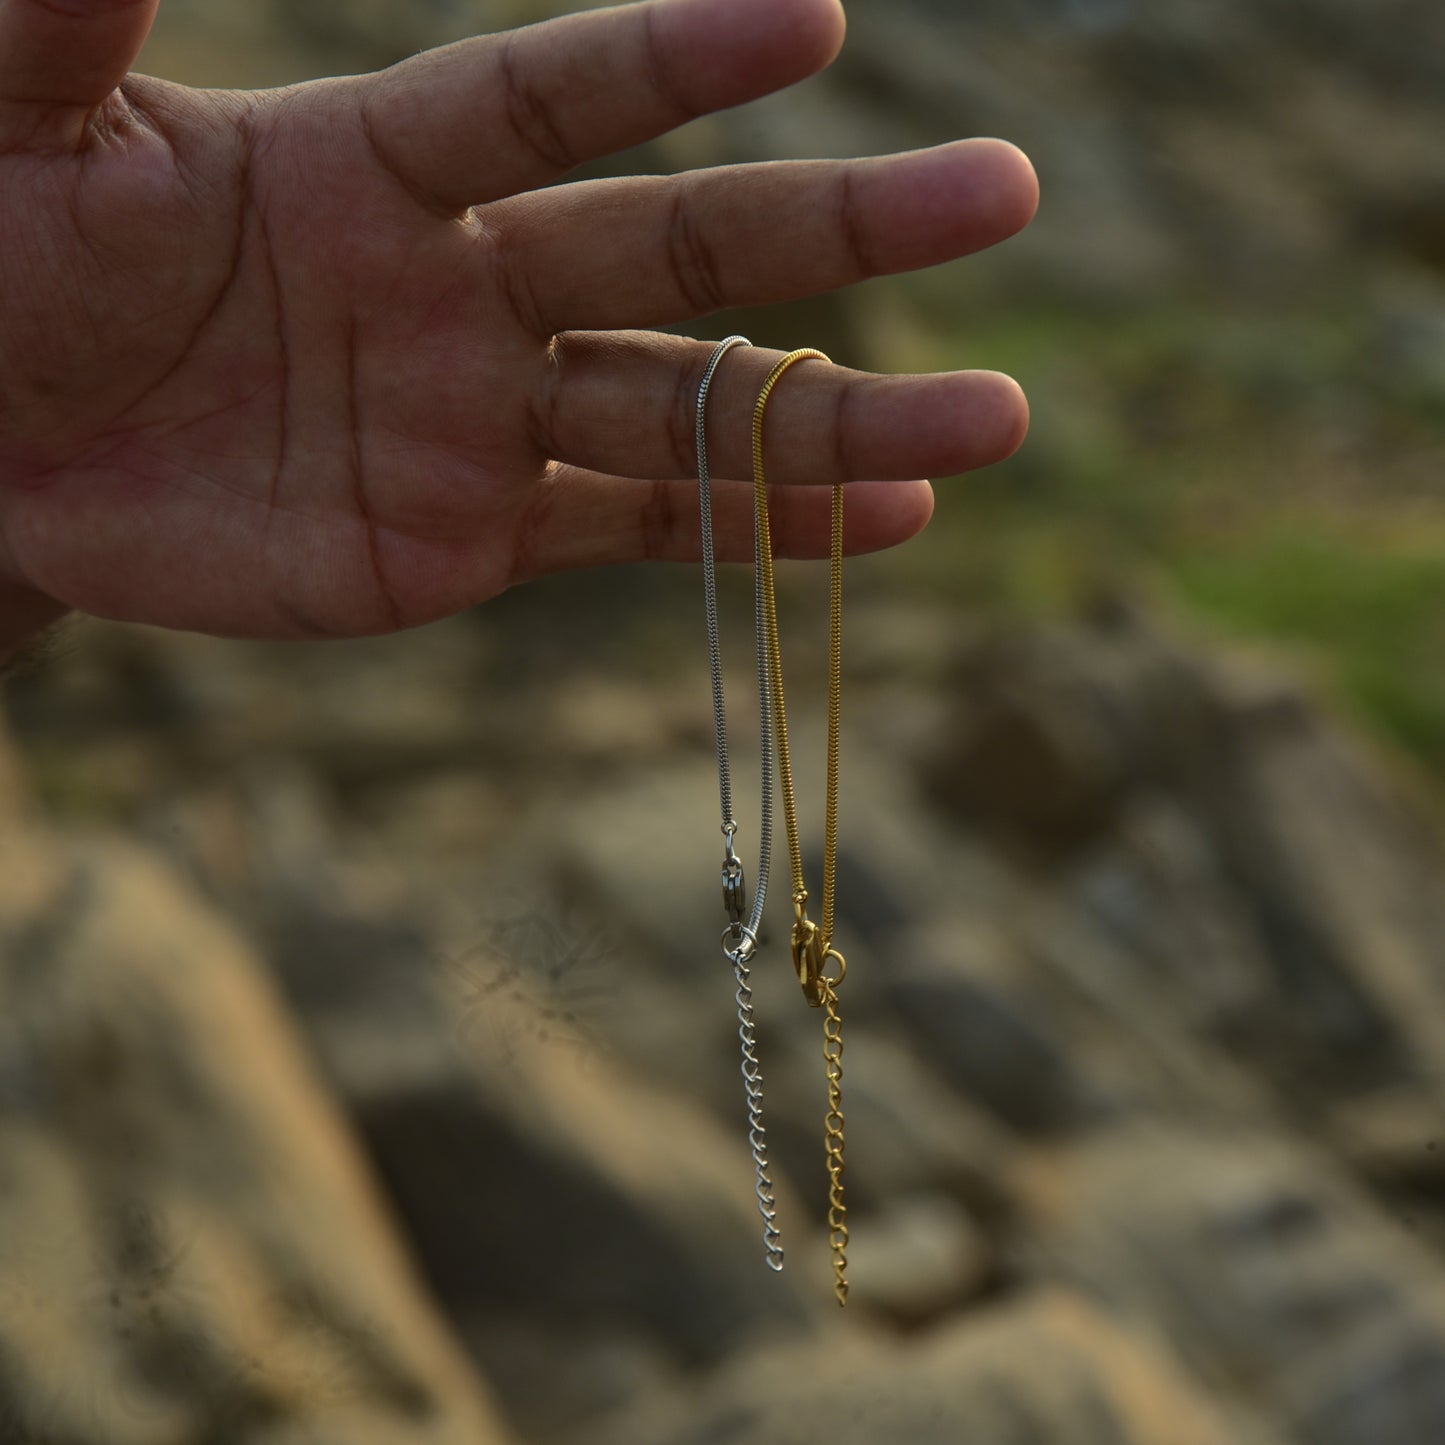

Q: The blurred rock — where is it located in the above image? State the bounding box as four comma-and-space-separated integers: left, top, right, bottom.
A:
844, 1191, 995, 1326
269, 915, 829, 1433
761, 1028, 1016, 1223
1065, 797, 1270, 1035
0, 818, 510, 1444
925, 609, 1445, 1119
852, 0, 1445, 299
358, 961, 824, 1359
1330, 1087, 1445, 1246
1028, 1128, 1445, 1445
922, 604, 1221, 853
462, 1315, 672, 1445
888, 920, 1105, 1136
585, 1290, 1279, 1445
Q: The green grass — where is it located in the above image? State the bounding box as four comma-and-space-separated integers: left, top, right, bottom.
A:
1169, 529, 1445, 771
876, 289, 1445, 782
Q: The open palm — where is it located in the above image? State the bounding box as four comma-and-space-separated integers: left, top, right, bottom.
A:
0, 0, 1036, 645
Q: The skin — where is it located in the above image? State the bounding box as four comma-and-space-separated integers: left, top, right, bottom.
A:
0, 0, 1038, 656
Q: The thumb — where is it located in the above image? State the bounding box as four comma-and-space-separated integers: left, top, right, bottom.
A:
0, 0, 160, 149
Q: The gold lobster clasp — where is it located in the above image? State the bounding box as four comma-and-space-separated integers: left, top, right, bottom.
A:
790, 892, 846, 1008
791, 915, 825, 1008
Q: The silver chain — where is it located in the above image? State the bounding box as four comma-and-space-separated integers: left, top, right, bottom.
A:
697, 335, 783, 1272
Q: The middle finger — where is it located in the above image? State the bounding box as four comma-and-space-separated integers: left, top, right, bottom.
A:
530, 330, 1030, 485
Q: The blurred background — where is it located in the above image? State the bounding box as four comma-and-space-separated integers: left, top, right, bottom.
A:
2, 1, 1445, 1442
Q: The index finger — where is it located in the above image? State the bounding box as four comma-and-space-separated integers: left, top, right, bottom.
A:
358, 0, 846, 214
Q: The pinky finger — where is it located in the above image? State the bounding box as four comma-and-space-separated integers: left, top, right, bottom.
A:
508, 470, 936, 584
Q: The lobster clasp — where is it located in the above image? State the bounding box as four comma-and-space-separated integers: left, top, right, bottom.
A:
791, 898, 827, 1008
791, 892, 846, 1007
721, 829, 747, 926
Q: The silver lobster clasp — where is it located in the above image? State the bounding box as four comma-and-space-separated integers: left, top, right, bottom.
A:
722, 854, 748, 925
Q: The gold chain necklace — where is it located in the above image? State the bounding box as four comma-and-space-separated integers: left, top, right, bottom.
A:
751, 349, 849, 1307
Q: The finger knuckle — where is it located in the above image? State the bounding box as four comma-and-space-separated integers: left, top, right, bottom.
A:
665, 188, 728, 315
498, 31, 578, 176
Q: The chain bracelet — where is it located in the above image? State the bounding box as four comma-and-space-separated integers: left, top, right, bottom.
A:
751, 349, 852, 1304
698, 335, 785, 1270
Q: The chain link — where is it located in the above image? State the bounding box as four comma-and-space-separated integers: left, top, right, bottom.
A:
821, 974, 848, 1306
733, 944, 785, 1270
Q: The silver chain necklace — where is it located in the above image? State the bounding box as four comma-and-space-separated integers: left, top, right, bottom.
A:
696, 334, 783, 1272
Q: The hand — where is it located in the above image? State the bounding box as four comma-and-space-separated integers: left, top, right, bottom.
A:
0, 0, 1037, 645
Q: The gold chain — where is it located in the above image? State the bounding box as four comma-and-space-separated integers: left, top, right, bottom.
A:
821, 976, 848, 1306
751, 348, 849, 1306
